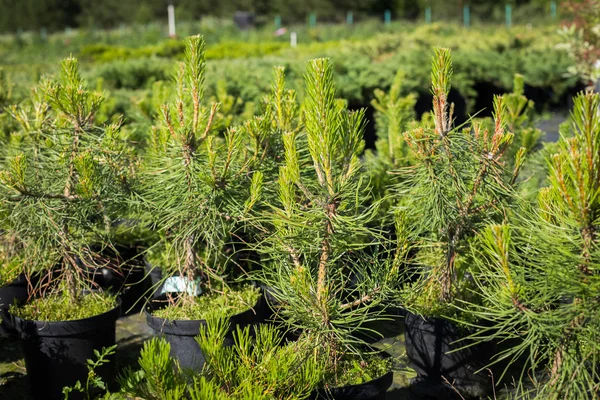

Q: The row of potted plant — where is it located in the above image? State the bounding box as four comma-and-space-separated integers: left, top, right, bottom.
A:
1, 34, 599, 400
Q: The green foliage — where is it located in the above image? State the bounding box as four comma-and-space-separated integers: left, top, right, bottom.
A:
255, 57, 396, 373
395, 48, 525, 311
11, 291, 116, 321
197, 315, 325, 399
464, 92, 600, 399
138, 35, 264, 306
364, 69, 417, 207
326, 354, 392, 387
62, 345, 117, 400
0, 232, 24, 286
0, 68, 16, 140
152, 285, 260, 321
0, 55, 131, 304
119, 338, 186, 400
94, 58, 171, 90
117, 319, 326, 399
558, 1, 600, 87
503, 74, 543, 160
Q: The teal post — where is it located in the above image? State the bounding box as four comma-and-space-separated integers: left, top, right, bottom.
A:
40, 27, 47, 41
505, 4, 512, 28
275, 15, 281, 29
384, 9, 391, 26
309, 13, 316, 28
425, 6, 432, 24
463, 4, 470, 28
551, 1, 557, 18
347, 11, 353, 25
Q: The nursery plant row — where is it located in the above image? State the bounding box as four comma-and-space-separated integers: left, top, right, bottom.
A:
0, 34, 598, 400
0, 23, 582, 130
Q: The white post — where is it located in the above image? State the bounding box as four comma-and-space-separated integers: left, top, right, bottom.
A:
291, 31, 297, 47
168, 4, 176, 38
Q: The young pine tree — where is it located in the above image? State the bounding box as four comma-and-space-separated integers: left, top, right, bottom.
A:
396, 48, 526, 311
257, 58, 396, 381
466, 91, 600, 399
140, 35, 263, 316
0, 58, 129, 318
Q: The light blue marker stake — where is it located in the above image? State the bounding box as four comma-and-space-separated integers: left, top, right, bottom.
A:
425, 6, 432, 24
551, 1, 557, 18
309, 13, 316, 28
505, 4, 512, 28
347, 11, 353, 25
275, 15, 281, 29
463, 5, 470, 28
384, 9, 391, 26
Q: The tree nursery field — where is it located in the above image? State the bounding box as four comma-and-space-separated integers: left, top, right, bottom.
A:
1, 7, 600, 400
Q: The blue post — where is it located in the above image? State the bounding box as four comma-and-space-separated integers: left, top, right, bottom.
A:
384, 9, 391, 26
505, 4, 512, 28
309, 13, 316, 28
551, 1, 557, 18
425, 6, 432, 24
275, 15, 281, 29
463, 5, 470, 28
347, 11, 353, 25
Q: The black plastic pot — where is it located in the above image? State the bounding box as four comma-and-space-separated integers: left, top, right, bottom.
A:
0, 274, 30, 336
13, 299, 121, 400
404, 312, 495, 399
146, 293, 262, 371
312, 369, 393, 400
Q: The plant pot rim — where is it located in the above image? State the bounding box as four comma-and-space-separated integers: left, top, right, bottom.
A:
12, 296, 121, 337
145, 290, 262, 336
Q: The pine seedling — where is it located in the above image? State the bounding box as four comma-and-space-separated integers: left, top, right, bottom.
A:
365, 70, 417, 204
396, 48, 526, 309
370, 70, 417, 166
242, 66, 298, 193
257, 58, 394, 368
465, 91, 600, 398
140, 35, 263, 307
196, 315, 325, 399
119, 319, 323, 399
0, 57, 129, 312
118, 338, 186, 400
502, 74, 543, 167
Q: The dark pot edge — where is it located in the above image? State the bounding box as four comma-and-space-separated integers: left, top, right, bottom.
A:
145, 290, 262, 336
13, 297, 122, 337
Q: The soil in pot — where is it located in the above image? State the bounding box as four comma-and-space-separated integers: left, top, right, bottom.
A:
404, 311, 495, 399
146, 285, 262, 371
11, 293, 120, 400
313, 353, 394, 400
0, 274, 30, 336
